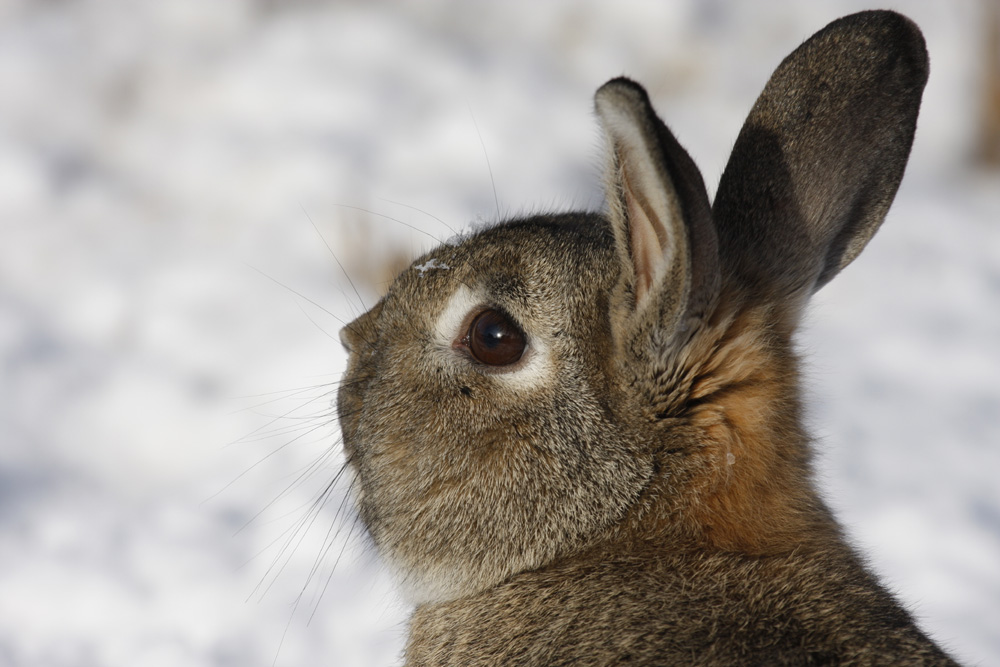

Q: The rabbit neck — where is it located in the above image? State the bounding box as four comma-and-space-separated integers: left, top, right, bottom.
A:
618, 294, 835, 557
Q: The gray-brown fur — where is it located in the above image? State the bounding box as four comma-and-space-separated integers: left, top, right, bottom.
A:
338, 10, 956, 665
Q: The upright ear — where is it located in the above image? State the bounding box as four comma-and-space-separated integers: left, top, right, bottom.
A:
595, 78, 719, 354
713, 11, 929, 311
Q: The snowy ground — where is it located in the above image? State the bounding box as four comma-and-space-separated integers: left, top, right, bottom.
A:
1, 1, 998, 665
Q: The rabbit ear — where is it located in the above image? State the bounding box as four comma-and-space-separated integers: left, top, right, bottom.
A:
595, 78, 719, 340
713, 11, 929, 310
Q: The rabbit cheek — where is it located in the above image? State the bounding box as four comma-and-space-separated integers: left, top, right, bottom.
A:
351, 390, 648, 604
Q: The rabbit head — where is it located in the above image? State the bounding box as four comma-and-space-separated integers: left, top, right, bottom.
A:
338, 10, 928, 606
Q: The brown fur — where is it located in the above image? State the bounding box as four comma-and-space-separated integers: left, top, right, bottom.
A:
337, 11, 957, 666
406, 544, 949, 666
685, 302, 817, 555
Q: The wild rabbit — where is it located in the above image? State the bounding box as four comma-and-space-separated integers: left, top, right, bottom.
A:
338, 10, 957, 665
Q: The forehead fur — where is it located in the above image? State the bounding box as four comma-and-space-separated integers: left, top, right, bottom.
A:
384, 213, 619, 319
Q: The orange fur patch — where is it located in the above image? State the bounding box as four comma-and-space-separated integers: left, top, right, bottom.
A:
684, 305, 815, 555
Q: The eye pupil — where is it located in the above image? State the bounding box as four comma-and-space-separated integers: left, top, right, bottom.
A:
468, 309, 526, 366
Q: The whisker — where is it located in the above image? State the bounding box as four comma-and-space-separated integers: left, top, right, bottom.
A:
308, 506, 361, 626
230, 381, 337, 401
330, 202, 444, 245
253, 451, 350, 601
469, 104, 501, 222
247, 263, 349, 326
206, 420, 333, 505
235, 447, 342, 539
377, 196, 459, 236
300, 476, 358, 612
223, 389, 335, 451
301, 202, 369, 314
293, 298, 343, 345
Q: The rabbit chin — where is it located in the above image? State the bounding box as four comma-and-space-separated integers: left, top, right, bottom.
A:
387, 561, 467, 606
383, 550, 517, 606
346, 483, 466, 604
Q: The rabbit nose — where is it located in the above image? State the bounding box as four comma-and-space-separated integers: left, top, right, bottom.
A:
339, 326, 354, 353
340, 303, 383, 355
340, 315, 375, 354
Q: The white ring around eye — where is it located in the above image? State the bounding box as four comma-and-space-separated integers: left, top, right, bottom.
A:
432, 285, 553, 391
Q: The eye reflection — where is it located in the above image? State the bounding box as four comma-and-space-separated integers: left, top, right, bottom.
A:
466, 309, 526, 366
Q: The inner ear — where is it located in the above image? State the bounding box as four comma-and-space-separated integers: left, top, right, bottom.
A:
595, 78, 718, 325
616, 143, 681, 305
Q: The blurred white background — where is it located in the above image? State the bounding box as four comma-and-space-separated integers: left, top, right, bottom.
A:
0, 1, 998, 665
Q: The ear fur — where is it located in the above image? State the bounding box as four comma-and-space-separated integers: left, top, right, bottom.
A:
595, 78, 719, 348
713, 11, 929, 310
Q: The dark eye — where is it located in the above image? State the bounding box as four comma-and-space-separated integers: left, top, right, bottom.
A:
466, 309, 526, 366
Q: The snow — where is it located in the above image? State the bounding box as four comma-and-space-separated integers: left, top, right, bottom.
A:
0, 1, 997, 665
413, 258, 450, 276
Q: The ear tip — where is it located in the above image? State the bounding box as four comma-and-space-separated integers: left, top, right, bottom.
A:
596, 76, 644, 95
827, 10, 929, 83
844, 9, 924, 35
885, 11, 930, 84
594, 77, 649, 116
